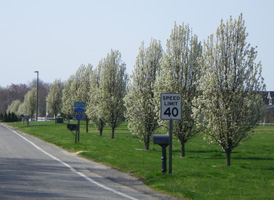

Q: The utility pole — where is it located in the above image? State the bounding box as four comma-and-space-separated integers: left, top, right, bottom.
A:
34, 71, 39, 121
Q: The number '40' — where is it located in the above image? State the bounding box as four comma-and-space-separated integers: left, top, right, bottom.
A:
164, 107, 178, 117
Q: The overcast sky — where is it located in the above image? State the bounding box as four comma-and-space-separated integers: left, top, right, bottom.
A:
1, 0, 273, 90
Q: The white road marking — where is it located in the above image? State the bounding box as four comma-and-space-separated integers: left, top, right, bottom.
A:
2, 124, 139, 200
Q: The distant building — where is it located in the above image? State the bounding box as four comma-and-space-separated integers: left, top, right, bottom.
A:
264, 91, 274, 123
267, 91, 272, 105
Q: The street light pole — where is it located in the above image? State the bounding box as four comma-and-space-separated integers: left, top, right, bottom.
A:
34, 71, 39, 121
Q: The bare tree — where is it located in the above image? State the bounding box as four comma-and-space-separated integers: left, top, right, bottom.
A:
0, 84, 29, 114
7, 84, 29, 102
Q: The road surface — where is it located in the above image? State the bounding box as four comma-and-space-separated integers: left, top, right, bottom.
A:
0, 124, 179, 200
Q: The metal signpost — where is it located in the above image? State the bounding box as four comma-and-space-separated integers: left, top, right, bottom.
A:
160, 93, 182, 174
67, 124, 79, 143
74, 102, 85, 142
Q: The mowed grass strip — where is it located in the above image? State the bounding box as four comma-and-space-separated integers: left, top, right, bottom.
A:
6, 121, 274, 200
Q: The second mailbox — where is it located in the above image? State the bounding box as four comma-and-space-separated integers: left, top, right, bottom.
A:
153, 135, 170, 145
67, 124, 79, 131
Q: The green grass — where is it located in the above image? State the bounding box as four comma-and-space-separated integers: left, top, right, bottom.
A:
6, 121, 274, 200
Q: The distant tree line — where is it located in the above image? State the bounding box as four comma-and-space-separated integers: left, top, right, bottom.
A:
0, 14, 266, 166
0, 112, 18, 122
0, 80, 50, 121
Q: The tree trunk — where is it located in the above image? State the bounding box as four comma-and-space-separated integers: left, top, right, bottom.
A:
99, 126, 103, 136
99, 119, 104, 136
85, 118, 89, 133
226, 150, 231, 166
145, 135, 150, 150
111, 127, 115, 139
180, 141, 185, 157
77, 119, 80, 142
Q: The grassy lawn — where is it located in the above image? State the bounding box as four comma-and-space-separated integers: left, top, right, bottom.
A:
5, 121, 274, 200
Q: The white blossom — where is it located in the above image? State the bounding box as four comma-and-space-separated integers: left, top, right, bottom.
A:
192, 14, 265, 166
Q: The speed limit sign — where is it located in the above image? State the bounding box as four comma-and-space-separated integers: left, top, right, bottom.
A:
161, 93, 182, 120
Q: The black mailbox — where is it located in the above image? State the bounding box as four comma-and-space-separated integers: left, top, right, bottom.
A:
20, 114, 30, 126
56, 118, 63, 123
153, 134, 170, 174
20, 114, 30, 119
153, 135, 169, 145
67, 124, 79, 131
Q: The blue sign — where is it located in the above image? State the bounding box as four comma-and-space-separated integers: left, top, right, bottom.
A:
74, 102, 86, 108
74, 108, 85, 120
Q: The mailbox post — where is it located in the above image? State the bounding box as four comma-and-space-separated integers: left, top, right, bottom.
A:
21, 115, 30, 126
153, 135, 170, 174
67, 124, 79, 143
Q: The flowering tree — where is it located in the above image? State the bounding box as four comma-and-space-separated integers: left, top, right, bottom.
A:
193, 14, 265, 166
6, 100, 22, 115
24, 88, 36, 119
155, 23, 202, 157
74, 64, 93, 132
124, 39, 162, 150
86, 64, 106, 135
62, 75, 75, 120
98, 50, 128, 139
46, 79, 63, 120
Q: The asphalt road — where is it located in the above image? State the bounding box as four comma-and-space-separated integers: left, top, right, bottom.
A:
0, 124, 180, 200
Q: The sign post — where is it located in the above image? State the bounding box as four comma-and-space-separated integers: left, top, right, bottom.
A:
161, 93, 182, 174
74, 102, 86, 142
